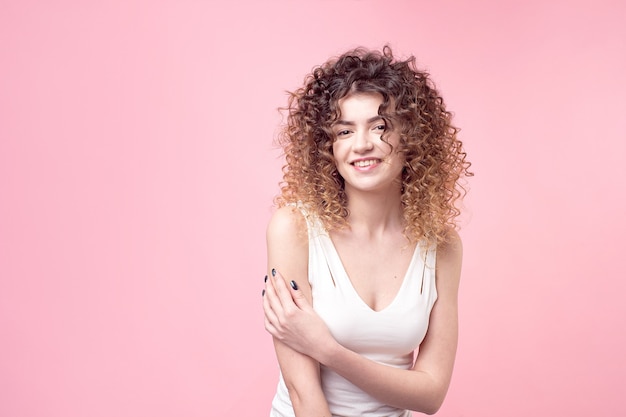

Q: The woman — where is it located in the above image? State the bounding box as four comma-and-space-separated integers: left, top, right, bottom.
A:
262, 45, 471, 416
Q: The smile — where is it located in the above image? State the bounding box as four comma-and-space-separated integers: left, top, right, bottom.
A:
352, 159, 381, 168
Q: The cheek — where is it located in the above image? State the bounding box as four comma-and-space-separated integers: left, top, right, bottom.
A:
332, 141, 346, 160
389, 151, 406, 172
388, 133, 402, 149
331, 145, 341, 169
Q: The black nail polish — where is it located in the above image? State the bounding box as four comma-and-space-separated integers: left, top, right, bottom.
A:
290, 280, 298, 290
271, 268, 276, 277
262, 289, 265, 296
264, 275, 268, 282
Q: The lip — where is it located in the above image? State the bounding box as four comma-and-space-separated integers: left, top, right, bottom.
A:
350, 158, 382, 170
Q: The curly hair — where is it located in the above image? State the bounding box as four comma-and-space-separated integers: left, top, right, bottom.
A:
274, 45, 472, 244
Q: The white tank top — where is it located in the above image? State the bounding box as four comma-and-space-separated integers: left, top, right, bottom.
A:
270, 207, 438, 417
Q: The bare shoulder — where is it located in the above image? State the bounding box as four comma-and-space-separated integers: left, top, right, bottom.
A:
266, 205, 308, 245
438, 229, 463, 262
435, 228, 463, 291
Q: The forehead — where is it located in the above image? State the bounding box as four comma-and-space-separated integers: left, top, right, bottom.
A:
335, 92, 384, 120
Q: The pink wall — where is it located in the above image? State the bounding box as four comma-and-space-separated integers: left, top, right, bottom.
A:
1, 1, 625, 416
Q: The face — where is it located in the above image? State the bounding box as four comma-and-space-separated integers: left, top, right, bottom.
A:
331, 92, 405, 195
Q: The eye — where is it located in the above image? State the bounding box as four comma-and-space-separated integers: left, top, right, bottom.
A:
336, 129, 351, 137
373, 124, 386, 132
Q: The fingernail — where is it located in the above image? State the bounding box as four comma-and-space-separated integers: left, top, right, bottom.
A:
262, 289, 265, 296
271, 268, 276, 277
290, 280, 298, 290
264, 275, 268, 282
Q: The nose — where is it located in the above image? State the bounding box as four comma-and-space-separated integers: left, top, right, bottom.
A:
352, 129, 374, 153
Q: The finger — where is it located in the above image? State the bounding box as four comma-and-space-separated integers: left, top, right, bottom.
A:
264, 274, 284, 317
288, 280, 310, 310
262, 283, 282, 329
270, 268, 298, 310
265, 269, 281, 302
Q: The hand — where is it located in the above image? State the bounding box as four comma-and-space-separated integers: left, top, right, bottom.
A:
263, 269, 335, 361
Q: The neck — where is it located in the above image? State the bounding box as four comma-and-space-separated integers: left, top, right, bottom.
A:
344, 185, 404, 238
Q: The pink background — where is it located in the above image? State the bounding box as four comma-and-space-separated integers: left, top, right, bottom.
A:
1, 0, 625, 416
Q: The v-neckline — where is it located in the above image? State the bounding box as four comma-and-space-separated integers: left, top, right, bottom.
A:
324, 236, 419, 313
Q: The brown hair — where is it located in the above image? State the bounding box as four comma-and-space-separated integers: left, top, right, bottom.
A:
274, 45, 472, 244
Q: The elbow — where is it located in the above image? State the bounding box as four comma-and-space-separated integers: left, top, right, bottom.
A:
422, 401, 443, 416
406, 393, 445, 415
420, 396, 445, 415
415, 383, 449, 415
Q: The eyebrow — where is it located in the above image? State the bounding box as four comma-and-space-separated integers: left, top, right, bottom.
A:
334, 115, 384, 126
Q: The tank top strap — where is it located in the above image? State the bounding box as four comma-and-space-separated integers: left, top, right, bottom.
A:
291, 202, 327, 240
415, 240, 438, 302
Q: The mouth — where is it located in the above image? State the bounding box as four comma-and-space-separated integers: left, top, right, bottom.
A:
351, 158, 382, 168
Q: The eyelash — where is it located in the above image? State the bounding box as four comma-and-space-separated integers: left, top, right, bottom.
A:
335, 125, 386, 137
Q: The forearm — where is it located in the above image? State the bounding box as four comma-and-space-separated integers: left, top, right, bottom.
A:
274, 339, 332, 417
290, 390, 332, 417
285, 370, 332, 417
317, 341, 448, 414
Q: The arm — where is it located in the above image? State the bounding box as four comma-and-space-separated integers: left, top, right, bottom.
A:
264, 206, 332, 416
266, 230, 463, 415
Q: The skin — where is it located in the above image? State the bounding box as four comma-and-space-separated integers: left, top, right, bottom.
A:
265, 205, 332, 416
332, 93, 405, 200
264, 92, 462, 415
